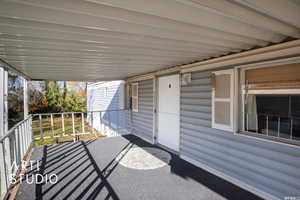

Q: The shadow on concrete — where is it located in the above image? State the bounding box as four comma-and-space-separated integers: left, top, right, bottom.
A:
16, 135, 262, 200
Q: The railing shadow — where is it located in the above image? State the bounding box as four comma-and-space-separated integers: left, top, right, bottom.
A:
17, 134, 263, 200
169, 153, 263, 200
21, 138, 136, 200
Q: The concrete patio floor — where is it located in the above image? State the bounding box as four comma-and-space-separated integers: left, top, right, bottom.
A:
16, 135, 262, 200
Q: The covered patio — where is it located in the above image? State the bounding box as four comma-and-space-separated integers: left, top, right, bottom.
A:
1, 1, 300, 199
16, 135, 260, 200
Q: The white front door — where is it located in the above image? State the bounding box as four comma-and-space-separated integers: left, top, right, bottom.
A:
158, 74, 180, 151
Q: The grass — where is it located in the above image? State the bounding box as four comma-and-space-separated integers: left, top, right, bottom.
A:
32, 114, 104, 146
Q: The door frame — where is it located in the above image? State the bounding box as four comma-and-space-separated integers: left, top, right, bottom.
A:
154, 73, 181, 152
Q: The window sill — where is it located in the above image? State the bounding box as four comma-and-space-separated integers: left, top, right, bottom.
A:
238, 131, 300, 147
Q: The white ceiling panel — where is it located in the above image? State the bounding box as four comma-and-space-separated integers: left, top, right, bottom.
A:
0, 0, 299, 81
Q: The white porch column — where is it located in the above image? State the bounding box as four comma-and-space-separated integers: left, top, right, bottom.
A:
0, 66, 4, 137
0, 66, 8, 197
0, 66, 8, 137
23, 78, 29, 119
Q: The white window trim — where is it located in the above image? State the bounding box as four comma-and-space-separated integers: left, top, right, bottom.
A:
131, 82, 139, 112
240, 66, 300, 131
239, 64, 300, 146
246, 89, 300, 95
212, 69, 235, 132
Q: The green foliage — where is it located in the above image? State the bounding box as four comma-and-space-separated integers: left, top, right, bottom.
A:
45, 81, 64, 112
65, 91, 86, 112
29, 81, 86, 114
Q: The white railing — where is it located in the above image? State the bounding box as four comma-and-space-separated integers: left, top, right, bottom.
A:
0, 116, 32, 199
245, 113, 299, 140
32, 109, 131, 141
0, 109, 131, 199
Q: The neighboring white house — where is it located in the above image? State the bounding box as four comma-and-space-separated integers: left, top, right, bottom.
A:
87, 81, 129, 137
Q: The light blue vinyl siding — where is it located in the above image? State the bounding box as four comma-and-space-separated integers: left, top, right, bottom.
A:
131, 79, 154, 142
87, 81, 128, 136
180, 70, 300, 199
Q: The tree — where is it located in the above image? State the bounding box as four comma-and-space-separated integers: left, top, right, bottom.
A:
29, 80, 87, 114
45, 81, 63, 112
65, 91, 86, 112
62, 81, 67, 112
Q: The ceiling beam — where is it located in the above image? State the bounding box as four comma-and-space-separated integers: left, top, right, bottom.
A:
0, 1, 282, 45
0, 17, 249, 52
87, 0, 286, 42
5, 0, 272, 44
177, 0, 300, 37
0, 23, 251, 50
234, 0, 300, 29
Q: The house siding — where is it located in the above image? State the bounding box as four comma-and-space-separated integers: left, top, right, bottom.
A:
180, 70, 300, 199
87, 81, 124, 111
87, 81, 129, 136
131, 79, 154, 142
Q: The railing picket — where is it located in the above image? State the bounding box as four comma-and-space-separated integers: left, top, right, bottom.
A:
72, 113, 76, 141
21, 123, 26, 156
117, 111, 119, 130
15, 127, 21, 166
255, 114, 258, 133
1, 141, 9, 192
0, 116, 33, 197
246, 113, 249, 131
18, 126, 24, 160
4, 137, 12, 184
29, 116, 33, 144
22, 124, 26, 157
12, 130, 18, 174
278, 117, 280, 137
81, 113, 85, 134
290, 118, 293, 139
25, 121, 29, 150
266, 115, 269, 136
28, 118, 31, 148
108, 111, 111, 135
39, 114, 43, 140
61, 113, 65, 136
91, 112, 94, 135
99, 112, 102, 135
24, 120, 28, 150
50, 114, 55, 138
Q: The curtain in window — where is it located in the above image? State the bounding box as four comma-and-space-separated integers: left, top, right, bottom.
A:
245, 94, 257, 131
245, 63, 300, 91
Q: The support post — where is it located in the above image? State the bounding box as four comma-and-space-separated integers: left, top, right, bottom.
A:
4, 70, 8, 135
23, 78, 29, 119
0, 67, 4, 137
0, 67, 8, 137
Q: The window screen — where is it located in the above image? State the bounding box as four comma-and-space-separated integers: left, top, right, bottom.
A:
245, 95, 300, 140
212, 69, 234, 131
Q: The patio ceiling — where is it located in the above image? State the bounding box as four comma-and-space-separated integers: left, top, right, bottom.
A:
0, 0, 300, 81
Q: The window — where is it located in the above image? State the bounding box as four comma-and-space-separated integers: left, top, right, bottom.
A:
212, 69, 234, 132
131, 83, 138, 112
242, 64, 300, 141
